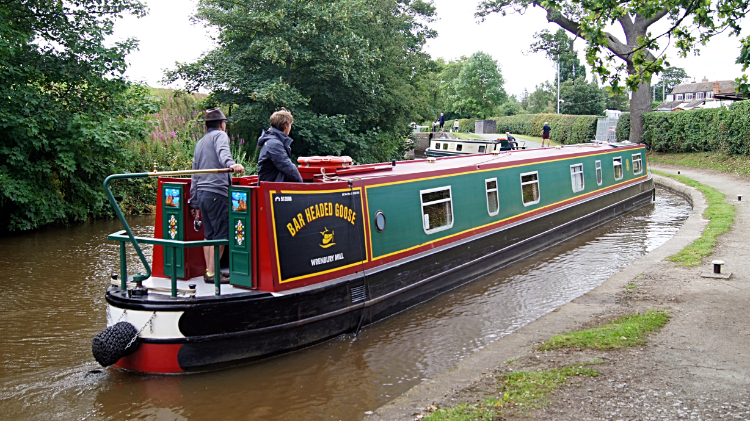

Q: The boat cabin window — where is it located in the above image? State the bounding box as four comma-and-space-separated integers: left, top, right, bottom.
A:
420, 186, 454, 234
434, 142, 440, 149
485, 178, 499, 216
478, 145, 486, 153
570, 164, 584, 193
632, 153, 643, 174
442, 143, 449, 150
520, 171, 540, 206
595, 160, 602, 186
456, 144, 463, 151
613, 157, 623, 180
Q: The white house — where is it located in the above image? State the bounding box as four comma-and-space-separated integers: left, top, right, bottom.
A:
656, 79, 743, 111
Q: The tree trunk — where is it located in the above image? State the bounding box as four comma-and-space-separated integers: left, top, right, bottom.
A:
627, 61, 651, 143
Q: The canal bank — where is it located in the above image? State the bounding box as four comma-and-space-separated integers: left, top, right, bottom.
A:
369, 165, 750, 420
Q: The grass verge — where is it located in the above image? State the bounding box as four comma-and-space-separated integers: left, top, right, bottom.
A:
538, 310, 670, 351
422, 364, 600, 421
452, 132, 483, 140
648, 152, 750, 177
652, 170, 735, 265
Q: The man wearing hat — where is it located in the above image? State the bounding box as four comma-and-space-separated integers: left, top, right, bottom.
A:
190, 108, 244, 283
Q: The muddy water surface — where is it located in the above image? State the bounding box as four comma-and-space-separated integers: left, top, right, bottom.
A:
0, 187, 690, 420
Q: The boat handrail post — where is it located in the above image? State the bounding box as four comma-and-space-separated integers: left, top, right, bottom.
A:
104, 172, 152, 284
170, 246, 177, 298
214, 246, 221, 296
119, 242, 128, 291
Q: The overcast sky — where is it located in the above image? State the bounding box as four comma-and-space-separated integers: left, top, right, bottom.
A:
112, 0, 749, 98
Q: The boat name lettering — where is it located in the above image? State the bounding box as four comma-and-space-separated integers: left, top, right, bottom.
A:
287, 202, 357, 237
274, 196, 292, 202
310, 253, 345, 266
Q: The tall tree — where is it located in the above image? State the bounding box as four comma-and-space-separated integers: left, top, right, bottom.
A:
527, 82, 556, 114
560, 77, 605, 115
443, 52, 506, 118
166, 0, 436, 163
0, 0, 156, 230
530, 29, 586, 84
477, 0, 750, 143
653, 67, 690, 102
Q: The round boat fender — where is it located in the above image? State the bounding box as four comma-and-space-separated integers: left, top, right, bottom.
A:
91, 321, 140, 367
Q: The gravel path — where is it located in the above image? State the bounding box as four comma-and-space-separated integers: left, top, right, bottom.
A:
369, 164, 750, 420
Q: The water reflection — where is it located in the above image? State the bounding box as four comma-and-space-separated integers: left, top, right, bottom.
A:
0, 188, 691, 420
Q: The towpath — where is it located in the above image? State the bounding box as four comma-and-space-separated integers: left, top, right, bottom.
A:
369, 164, 750, 420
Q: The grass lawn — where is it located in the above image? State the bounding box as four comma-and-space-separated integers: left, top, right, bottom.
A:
648, 152, 750, 177
652, 170, 735, 265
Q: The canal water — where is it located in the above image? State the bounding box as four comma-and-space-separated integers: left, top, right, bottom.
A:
0, 187, 691, 421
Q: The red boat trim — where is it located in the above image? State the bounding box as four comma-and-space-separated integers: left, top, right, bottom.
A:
114, 343, 183, 374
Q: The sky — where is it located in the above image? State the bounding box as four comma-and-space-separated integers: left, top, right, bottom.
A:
112, 0, 749, 98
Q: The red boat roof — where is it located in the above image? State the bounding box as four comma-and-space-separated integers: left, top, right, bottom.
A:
308, 143, 643, 183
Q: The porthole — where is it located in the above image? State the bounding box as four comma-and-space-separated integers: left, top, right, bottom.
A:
374, 210, 386, 232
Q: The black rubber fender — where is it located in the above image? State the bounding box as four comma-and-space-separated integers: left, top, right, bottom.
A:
92, 321, 139, 367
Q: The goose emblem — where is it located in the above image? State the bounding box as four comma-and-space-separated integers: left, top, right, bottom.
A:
320, 227, 335, 248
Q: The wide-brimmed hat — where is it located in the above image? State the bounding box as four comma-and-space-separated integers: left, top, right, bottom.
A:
202, 108, 227, 122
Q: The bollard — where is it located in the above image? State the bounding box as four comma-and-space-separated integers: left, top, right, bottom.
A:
712, 260, 725, 274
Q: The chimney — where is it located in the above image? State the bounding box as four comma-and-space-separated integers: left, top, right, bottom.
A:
713, 81, 720, 95
702, 76, 709, 82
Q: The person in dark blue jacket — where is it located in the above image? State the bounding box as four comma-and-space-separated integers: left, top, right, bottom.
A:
439, 112, 445, 131
257, 108, 303, 183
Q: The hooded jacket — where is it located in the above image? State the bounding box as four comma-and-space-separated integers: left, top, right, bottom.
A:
257, 127, 303, 183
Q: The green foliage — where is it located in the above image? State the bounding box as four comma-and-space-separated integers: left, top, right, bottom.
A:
530, 28, 586, 83
442, 52, 506, 119
642, 101, 750, 154
539, 310, 670, 350
616, 113, 631, 142
651, 171, 735, 266
527, 82, 556, 114
605, 90, 630, 111
492, 114, 598, 144
0, 0, 157, 231
165, 0, 436, 164
560, 77, 605, 116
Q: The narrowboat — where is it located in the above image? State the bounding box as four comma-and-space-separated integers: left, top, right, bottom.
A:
425, 135, 525, 157
93, 142, 653, 373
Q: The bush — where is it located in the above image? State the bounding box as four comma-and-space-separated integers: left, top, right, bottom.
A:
484, 113, 598, 144
642, 101, 750, 155
616, 113, 631, 142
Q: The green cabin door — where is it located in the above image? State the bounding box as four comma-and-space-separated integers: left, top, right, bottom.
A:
162, 183, 185, 279
228, 186, 253, 288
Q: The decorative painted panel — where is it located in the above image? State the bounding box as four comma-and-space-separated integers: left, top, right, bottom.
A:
162, 183, 185, 279
229, 186, 253, 288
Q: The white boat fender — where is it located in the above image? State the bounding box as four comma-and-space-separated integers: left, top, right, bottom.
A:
91, 321, 140, 367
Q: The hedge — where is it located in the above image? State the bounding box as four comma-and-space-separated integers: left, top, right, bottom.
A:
487, 114, 598, 144
616, 113, 630, 142
430, 114, 598, 144
642, 100, 750, 155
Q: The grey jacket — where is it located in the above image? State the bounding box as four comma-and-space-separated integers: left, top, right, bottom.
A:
190, 128, 236, 204
257, 127, 303, 183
